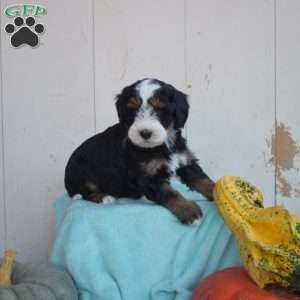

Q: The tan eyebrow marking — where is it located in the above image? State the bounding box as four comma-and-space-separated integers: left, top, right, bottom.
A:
149, 97, 165, 109
127, 97, 141, 109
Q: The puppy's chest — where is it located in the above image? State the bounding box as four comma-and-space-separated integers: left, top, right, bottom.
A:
140, 152, 188, 177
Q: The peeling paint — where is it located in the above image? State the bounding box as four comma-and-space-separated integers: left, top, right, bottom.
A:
204, 64, 213, 90
271, 123, 300, 170
267, 123, 300, 198
277, 169, 292, 198
265, 137, 271, 149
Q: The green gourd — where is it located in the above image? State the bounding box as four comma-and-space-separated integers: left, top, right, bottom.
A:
0, 250, 78, 300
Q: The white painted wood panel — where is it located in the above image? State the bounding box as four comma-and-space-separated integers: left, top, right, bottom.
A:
186, 0, 276, 206
0, 99, 5, 256
1, 0, 300, 263
1, 0, 95, 262
0, 9, 6, 255
94, 0, 186, 131
276, 0, 300, 214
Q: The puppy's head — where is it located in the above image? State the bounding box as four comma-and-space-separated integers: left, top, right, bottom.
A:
116, 78, 189, 148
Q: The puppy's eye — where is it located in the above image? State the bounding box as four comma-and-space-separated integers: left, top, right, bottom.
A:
149, 98, 165, 110
127, 97, 141, 110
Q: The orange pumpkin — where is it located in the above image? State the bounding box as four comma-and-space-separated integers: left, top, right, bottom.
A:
192, 267, 300, 300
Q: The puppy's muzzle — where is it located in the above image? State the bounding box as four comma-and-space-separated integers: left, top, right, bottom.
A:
140, 129, 152, 140
128, 118, 167, 148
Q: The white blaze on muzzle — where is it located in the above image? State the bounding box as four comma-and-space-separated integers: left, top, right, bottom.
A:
128, 115, 167, 148
128, 79, 168, 148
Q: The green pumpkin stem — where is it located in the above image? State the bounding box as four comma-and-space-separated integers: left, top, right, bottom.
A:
0, 250, 16, 288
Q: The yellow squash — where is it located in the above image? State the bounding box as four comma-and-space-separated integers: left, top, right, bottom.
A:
213, 176, 300, 291
0, 250, 16, 288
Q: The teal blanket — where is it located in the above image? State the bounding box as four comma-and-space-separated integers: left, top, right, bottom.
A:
50, 181, 241, 300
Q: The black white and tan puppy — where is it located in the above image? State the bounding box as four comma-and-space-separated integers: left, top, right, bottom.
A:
65, 78, 215, 224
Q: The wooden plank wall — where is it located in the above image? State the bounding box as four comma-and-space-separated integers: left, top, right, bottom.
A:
0, 9, 6, 255
186, 0, 275, 205
276, 1, 300, 212
0, 0, 299, 262
94, 0, 186, 132
0, 0, 95, 262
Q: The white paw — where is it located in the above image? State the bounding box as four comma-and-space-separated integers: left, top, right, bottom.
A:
192, 218, 201, 225
102, 195, 115, 204
72, 194, 83, 200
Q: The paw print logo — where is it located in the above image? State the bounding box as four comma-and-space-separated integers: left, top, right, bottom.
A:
5, 16, 45, 47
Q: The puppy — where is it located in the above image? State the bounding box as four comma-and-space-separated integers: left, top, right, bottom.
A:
65, 78, 214, 224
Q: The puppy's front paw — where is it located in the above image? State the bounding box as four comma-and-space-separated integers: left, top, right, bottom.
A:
193, 179, 215, 201
205, 181, 215, 201
72, 194, 83, 200
102, 195, 115, 204
88, 193, 114, 204
166, 199, 202, 225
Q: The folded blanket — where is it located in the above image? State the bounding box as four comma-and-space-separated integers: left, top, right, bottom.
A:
50, 181, 241, 300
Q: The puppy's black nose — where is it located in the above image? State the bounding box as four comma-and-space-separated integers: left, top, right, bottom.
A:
140, 130, 152, 140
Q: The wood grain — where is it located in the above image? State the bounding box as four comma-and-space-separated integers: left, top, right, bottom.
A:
0, 0, 95, 262
185, 0, 275, 206
276, 0, 300, 213
94, 0, 186, 131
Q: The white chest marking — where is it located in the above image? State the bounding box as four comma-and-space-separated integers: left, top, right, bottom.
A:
141, 159, 166, 176
169, 153, 188, 174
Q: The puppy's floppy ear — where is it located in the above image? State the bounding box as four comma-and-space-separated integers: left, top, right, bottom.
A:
115, 86, 130, 123
115, 93, 124, 122
172, 88, 189, 129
